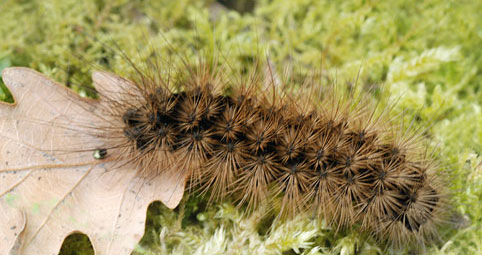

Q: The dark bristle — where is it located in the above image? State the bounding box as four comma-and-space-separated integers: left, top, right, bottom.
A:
122, 108, 142, 127
123, 126, 142, 140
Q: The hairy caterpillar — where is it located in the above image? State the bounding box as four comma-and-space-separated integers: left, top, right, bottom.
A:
63, 46, 447, 249
4, 0, 482, 253
0, 43, 449, 253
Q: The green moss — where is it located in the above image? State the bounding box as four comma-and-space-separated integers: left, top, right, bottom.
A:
1, 0, 481, 254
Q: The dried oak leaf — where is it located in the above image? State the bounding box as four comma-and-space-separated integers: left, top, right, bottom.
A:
0, 67, 186, 255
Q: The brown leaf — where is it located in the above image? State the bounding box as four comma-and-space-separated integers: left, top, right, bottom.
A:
0, 67, 186, 255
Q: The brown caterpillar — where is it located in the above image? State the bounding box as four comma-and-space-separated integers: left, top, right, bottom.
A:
0, 43, 449, 253
73, 50, 449, 250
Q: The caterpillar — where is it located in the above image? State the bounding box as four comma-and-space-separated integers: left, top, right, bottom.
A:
4, 0, 482, 253
66, 49, 448, 250
0, 36, 451, 254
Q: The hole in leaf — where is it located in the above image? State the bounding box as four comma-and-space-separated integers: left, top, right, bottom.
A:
58, 232, 94, 255
134, 201, 165, 253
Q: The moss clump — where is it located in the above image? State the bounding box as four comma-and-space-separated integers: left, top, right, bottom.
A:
1, 0, 480, 254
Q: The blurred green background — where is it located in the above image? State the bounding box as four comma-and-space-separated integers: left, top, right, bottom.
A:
0, 0, 481, 254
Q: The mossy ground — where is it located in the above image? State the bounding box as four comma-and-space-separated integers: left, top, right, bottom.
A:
1, 0, 481, 254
